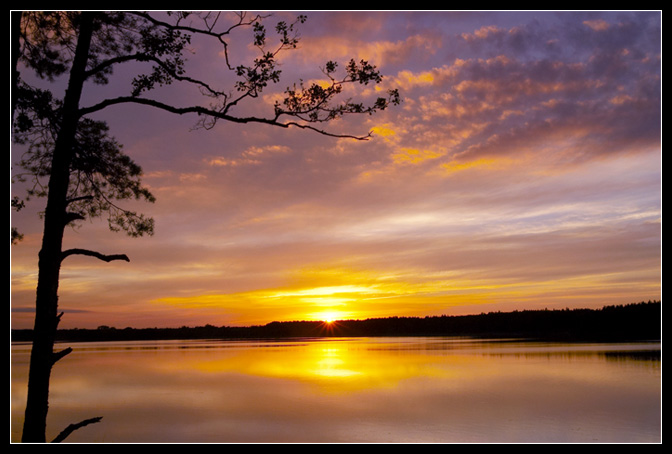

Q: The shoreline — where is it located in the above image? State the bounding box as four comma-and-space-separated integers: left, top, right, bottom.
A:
12, 301, 661, 344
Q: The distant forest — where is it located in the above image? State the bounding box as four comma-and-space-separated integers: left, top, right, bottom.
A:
12, 301, 661, 343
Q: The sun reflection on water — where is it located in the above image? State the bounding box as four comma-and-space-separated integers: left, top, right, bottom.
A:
149, 338, 459, 393
11, 338, 661, 443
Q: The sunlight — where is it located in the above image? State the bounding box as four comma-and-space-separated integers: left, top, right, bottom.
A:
150, 261, 654, 328
269, 285, 377, 298
313, 310, 348, 324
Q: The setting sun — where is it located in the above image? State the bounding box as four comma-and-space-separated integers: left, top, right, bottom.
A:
313, 310, 348, 324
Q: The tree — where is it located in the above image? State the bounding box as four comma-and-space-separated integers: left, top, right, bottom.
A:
11, 11, 399, 443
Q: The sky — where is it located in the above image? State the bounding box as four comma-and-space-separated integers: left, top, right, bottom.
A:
10, 11, 661, 329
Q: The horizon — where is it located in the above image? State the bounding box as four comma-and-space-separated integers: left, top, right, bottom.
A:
12, 300, 660, 331
11, 11, 661, 331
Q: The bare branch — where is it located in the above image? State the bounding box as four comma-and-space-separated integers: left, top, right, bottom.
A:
51, 417, 103, 443
61, 248, 130, 263
281, 121, 372, 140
64, 212, 85, 225
52, 347, 73, 365
65, 195, 94, 206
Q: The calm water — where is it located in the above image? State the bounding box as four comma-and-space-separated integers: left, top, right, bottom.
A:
11, 337, 661, 443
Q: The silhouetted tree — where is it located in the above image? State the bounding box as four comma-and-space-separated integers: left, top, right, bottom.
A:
11, 11, 399, 442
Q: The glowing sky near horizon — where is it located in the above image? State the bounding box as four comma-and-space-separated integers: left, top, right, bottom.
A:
10, 11, 661, 329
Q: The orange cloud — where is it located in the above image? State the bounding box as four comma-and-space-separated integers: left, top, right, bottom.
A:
583, 19, 610, 31
461, 25, 504, 41
392, 148, 445, 165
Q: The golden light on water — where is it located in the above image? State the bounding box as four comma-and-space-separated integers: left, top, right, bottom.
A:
11, 338, 661, 442
147, 338, 463, 393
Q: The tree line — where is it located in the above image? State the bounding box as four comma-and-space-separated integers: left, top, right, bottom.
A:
12, 301, 661, 343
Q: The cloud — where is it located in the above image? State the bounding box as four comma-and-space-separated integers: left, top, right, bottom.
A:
583, 19, 610, 31
382, 16, 660, 170
461, 25, 505, 41
207, 145, 292, 167
392, 148, 445, 165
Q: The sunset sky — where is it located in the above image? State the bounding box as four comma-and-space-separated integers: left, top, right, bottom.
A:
10, 11, 661, 329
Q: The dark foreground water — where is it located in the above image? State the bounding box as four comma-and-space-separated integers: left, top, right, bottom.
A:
11, 337, 661, 443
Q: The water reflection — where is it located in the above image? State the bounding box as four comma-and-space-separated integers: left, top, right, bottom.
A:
11, 338, 660, 443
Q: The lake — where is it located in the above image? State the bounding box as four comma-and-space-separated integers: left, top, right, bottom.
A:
11, 337, 661, 443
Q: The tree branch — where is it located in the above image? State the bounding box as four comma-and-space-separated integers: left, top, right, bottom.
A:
79, 96, 374, 140
64, 212, 86, 225
51, 417, 103, 443
127, 11, 269, 44
52, 347, 73, 365
65, 195, 94, 206
61, 248, 130, 263
85, 53, 226, 98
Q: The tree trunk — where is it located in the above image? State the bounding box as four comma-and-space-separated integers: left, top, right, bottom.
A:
21, 13, 95, 443
11, 11, 22, 118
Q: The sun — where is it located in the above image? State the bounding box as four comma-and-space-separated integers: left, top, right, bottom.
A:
318, 316, 342, 336
315, 310, 344, 324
